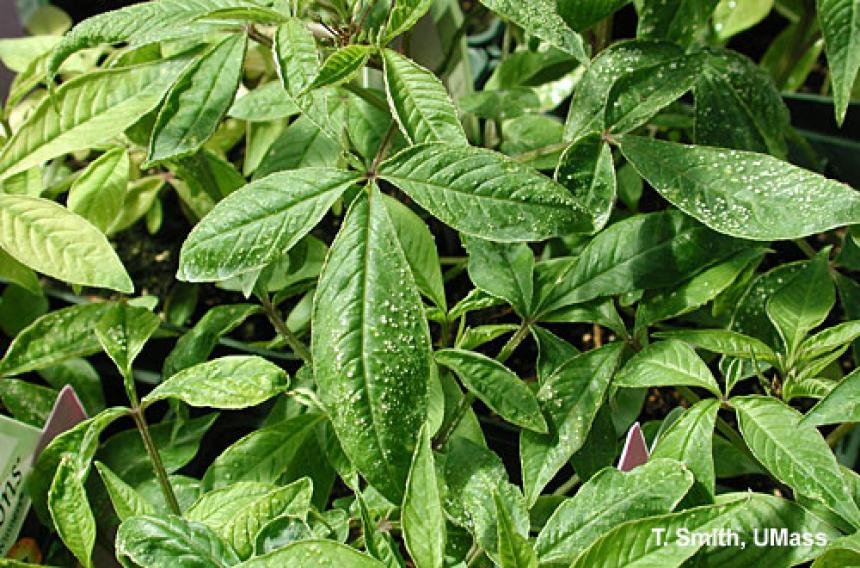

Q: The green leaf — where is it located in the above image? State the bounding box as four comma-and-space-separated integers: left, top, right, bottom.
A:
402, 424, 446, 568
147, 34, 247, 164
380, 142, 593, 242
535, 458, 694, 564
178, 169, 358, 282
702, 492, 839, 566
635, 247, 766, 329
803, 367, 860, 426
817, 0, 860, 124
307, 45, 373, 91
203, 413, 324, 490
385, 0, 433, 40
382, 49, 467, 146
188, 478, 312, 559
236, 541, 384, 567
163, 304, 261, 377
555, 133, 616, 231
444, 437, 529, 559
802, 320, 860, 360
0, 54, 192, 180
766, 249, 834, 356
145, 355, 289, 409
312, 186, 432, 502
694, 48, 789, 156
67, 148, 129, 234
654, 329, 779, 362
615, 340, 722, 397
558, 0, 631, 31
651, 399, 720, 502
459, 324, 521, 350
813, 532, 860, 567
618, 135, 860, 240
228, 82, 300, 122
531, 326, 580, 383
0, 195, 132, 292
0, 303, 113, 376
520, 343, 623, 505
94, 303, 160, 384
45, 0, 262, 78
536, 210, 747, 315
116, 515, 240, 568
435, 349, 547, 433
29, 407, 128, 521
637, 0, 720, 46
478, 0, 589, 62
563, 40, 685, 142
48, 456, 95, 568
734, 395, 860, 528
463, 236, 534, 317
94, 461, 156, 522
0, 248, 41, 296
713, 0, 774, 38
253, 114, 342, 179
569, 498, 748, 567
383, 196, 446, 311
459, 88, 541, 120
494, 491, 538, 568
0, 379, 56, 427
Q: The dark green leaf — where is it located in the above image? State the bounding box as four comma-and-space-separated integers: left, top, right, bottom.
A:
312, 186, 431, 502
615, 340, 722, 397
637, 0, 720, 46
520, 343, 623, 504
463, 236, 534, 317
555, 133, 616, 231
402, 425, 446, 568
307, 45, 373, 91
817, 0, 860, 124
380, 142, 593, 242
178, 169, 359, 282
803, 367, 860, 426
619, 135, 860, 240
435, 349, 547, 433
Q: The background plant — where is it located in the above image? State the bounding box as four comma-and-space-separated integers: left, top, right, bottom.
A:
1, 0, 860, 566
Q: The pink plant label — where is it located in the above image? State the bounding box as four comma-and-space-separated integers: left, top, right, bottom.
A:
617, 422, 650, 472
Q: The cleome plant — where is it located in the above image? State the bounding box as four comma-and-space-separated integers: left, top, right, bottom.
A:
2, 0, 860, 566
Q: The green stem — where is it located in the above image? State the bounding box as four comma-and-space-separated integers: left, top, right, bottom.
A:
261, 294, 313, 365
432, 321, 531, 449
368, 122, 398, 175
793, 238, 817, 259
552, 473, 580, 497
826, 422, 857, 448
131, 408, 181, 515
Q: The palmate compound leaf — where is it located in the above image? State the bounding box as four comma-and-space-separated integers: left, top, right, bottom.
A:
379, 143, 593, 242
619, 135, 860, 241
312, 185, 432, 503
177, 169, 359, 282
734, 395, 860, 529
0, 53, 194, 180
535, 458, 694, 564
0, 196, 132, 293
144, 356, 289, 410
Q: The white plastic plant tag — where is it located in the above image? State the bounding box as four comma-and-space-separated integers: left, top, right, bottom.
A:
617, 422, 649, 472
0, 413, 41, 556
0, 385, 88, 556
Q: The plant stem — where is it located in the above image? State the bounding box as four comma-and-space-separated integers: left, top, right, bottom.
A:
261, 294, 313, 365
552, 473, 580, 496
247, 24, 274, 49
130, 408, 181, 515
793, 238, 817, 259
432, 321, 531, 449
676, 387, 761, 467
369, 122, 398, 175
826, 422, 857, 448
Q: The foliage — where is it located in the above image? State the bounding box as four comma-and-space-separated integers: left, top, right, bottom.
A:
1, 0, 860, 566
